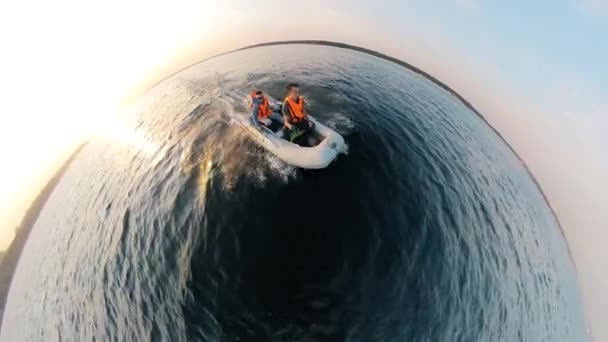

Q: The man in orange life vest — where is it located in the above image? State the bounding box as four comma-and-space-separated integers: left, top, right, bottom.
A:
282, 83, 318, 145
249, 90, 283, 129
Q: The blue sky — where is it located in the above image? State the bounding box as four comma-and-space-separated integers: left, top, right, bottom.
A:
338, 0, 608, 117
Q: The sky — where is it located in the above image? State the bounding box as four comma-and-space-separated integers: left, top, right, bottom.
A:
0, 0, 606, 340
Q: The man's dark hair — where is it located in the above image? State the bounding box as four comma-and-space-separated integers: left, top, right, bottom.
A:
286, 83, 299, 91
255, 90, 263, 95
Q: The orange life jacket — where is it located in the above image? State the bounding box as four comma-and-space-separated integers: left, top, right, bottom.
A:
249, 92, 271, 120
283, 96, 305, 122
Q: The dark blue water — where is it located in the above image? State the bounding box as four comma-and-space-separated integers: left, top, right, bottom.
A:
1, 45, 587, 341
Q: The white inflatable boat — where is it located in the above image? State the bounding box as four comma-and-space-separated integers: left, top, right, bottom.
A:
234, 114, 345, 169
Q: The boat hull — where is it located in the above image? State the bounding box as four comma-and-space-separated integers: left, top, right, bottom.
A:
235, 116, 345, 169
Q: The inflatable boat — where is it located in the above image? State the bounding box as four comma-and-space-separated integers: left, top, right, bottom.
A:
234, 114, 345, 169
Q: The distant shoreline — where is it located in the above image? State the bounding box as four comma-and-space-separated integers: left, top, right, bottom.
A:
152, 40, 571, 260
0, 142, 88, 329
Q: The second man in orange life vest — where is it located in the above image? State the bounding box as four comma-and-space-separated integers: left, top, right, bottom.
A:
282, 83, 319, 145
249, 90, 283, 129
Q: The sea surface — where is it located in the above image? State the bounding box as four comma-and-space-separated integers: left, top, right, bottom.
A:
0, 45, 587, 341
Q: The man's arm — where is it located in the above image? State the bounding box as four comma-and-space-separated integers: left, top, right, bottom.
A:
282, 101, 293, 129
303, 99, 309, 119
251, 99, 260, 127
302, 99, 313, 128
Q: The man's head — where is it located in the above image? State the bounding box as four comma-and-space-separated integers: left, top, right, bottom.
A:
286, 83, 299, 100
254, 90, 264, 100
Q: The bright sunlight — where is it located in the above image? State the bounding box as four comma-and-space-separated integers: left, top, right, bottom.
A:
0, 0, 223, 249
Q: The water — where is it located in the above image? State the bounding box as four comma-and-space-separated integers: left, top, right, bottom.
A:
1, 45, 587, 341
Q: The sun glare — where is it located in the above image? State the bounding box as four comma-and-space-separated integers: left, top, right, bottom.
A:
0, 0, 223, 248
